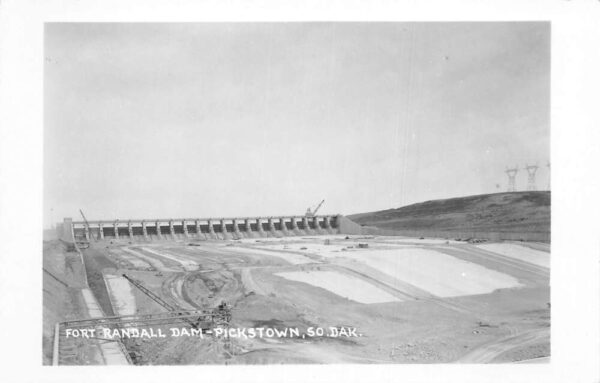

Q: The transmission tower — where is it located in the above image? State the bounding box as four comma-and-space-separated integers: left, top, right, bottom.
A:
525, 164, 539, 191
505, 166, 519, 192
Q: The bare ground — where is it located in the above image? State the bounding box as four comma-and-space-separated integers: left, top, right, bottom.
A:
47, 235, 550, 364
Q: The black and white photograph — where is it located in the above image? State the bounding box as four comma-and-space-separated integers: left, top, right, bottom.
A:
0, 1, 599, 382
42, 21, 551, 366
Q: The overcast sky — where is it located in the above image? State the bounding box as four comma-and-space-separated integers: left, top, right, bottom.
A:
44, 22, 549, 227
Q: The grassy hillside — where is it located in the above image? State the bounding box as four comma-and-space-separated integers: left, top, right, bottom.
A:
348, 191, 550, 233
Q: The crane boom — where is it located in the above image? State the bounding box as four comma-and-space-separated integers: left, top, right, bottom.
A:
305, 199, 325, 217
79, 209, 96, 241
122, 273, 179, 311
122, 273, 202, 329
121, 274, 232, 329
312, 199, 325, 215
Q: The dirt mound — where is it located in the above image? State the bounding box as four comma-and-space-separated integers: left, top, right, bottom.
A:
348, 191, 550, 233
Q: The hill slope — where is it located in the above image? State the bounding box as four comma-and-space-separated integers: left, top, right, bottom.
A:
348, 191, 550, 234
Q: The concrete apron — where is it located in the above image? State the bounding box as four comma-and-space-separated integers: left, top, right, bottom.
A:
80, 289, 130, 365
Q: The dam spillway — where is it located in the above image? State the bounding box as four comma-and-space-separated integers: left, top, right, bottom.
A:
57, 215, 350, 243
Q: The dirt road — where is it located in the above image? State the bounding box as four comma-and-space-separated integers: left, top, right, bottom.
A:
457, 328, 550, 363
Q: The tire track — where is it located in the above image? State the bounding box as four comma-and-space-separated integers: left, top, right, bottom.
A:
457, 328, 549, 363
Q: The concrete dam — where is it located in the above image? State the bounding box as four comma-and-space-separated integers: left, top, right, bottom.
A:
57, 215, 363, 244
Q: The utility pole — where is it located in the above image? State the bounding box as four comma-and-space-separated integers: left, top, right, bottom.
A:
525, 164, 539, 191
505, 166, 519, 192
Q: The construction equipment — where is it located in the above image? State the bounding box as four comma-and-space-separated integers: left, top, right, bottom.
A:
122, 273, 231, 329
56, 309, 224, 365
57, 274, 233, 364
122, 273, 179, 311
79, 209, 95, 241
60, 310, 225, 330
305, 199, 325, 217
71, 209, 92, 248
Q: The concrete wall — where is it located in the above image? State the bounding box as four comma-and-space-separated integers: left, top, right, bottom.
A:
58, 218, 75, 243
337, 215, 365, 235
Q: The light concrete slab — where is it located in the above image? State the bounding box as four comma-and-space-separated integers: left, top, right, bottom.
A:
342, 248, 523, 298
477, 243, 550, 268
276, 270, 402, 304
